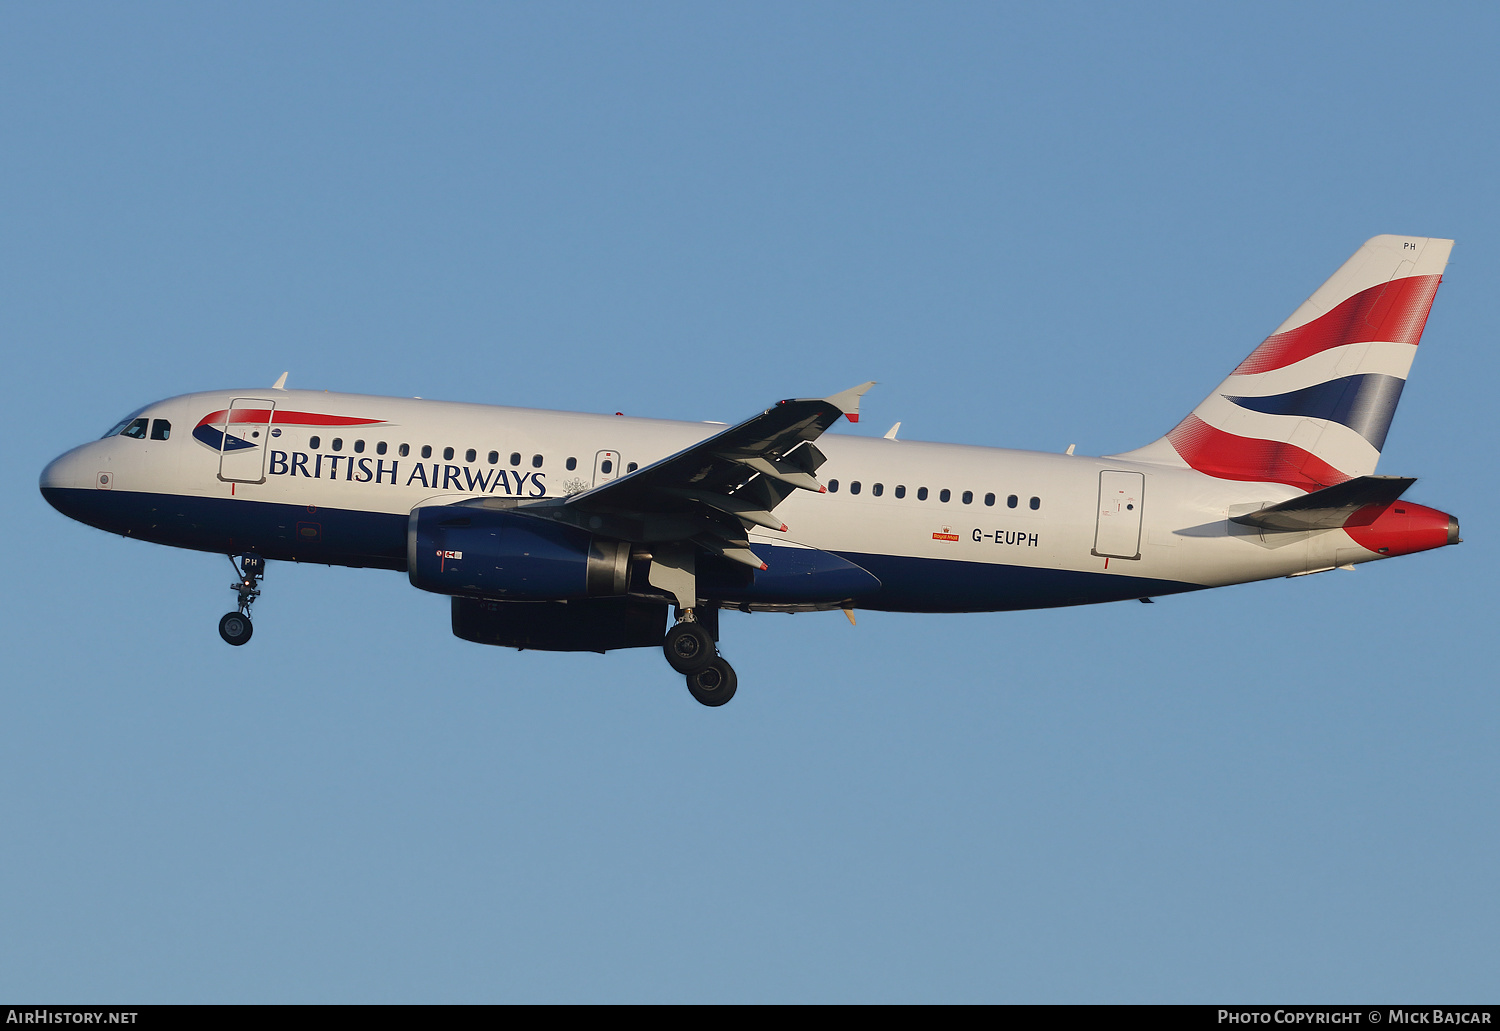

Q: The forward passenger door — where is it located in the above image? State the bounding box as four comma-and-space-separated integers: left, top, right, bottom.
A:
217, 398, 276, 484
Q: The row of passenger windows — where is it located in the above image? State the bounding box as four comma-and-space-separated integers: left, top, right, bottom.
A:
106, 419, 1023, 507
107, 418, 1032, 510
301, 437, 638, 474
826, 479, 1041, 510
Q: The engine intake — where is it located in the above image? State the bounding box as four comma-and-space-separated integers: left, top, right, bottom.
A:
409, 505, 631, 600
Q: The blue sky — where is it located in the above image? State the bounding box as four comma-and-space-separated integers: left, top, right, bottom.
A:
2, 3, 1496, 1002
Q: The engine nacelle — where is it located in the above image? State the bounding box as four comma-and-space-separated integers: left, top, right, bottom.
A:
452, 597, 666, 652
408, 505, 630, 600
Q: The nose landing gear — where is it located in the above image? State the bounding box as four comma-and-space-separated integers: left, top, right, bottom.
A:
664, 608, 738, 706
218, 553, 263, 647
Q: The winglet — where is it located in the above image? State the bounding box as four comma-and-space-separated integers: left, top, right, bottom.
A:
825, 381, 876, 423
272, 371, 289, 390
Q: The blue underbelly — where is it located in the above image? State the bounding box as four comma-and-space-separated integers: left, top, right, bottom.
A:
41, 488, 1202, 609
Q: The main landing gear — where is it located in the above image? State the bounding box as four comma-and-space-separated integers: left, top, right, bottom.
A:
663, 609, 737, 707
218, 553, 264, 647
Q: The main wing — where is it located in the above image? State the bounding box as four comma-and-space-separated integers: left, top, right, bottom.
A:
528, 382, 874, 570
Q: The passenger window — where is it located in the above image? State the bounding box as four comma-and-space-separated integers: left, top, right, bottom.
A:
1007, 494, 1018, 508
962, 490, 973, 504
332, 438, 343, 452
917, 487, 928, 501
828, 479, 839, 493
872, 483, 883, 497
850, 481, 862, 495
626, 462, 637, 472
121, 418, 148, 439
601, 459, 613, 474
510, 453, 521, 466
310, 435, 321, 450
376, 441, 388, 455
940, 489, 951, 503
150, 419, 171, 440
354, 440, 365, 453
532, 454, 543, 468
1030, 496, 1041, 510
895, 485, 906, 499
398, 443, 409, 457
421, 445, 432, 459
465, 448, 476, 463
985, 492, 995, 507
442, 447, 453, 461
488, 451, 498, 465
566, 457, 578, 471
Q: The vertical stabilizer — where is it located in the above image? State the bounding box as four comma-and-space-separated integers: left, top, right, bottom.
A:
1113, 235, 1452, 492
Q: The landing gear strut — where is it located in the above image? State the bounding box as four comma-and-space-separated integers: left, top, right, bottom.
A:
218, 553, 263, 647
664, 608, 738, 706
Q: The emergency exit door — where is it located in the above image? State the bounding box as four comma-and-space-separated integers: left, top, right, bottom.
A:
1093, 470, 1144, 560
593, 450, 621, 487
217, 398, 276, 483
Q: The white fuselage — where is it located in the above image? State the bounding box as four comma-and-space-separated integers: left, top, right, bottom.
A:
41, 387, 1389, 612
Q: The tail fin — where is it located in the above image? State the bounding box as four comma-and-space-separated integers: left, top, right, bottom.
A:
1114, 235, 1453, 492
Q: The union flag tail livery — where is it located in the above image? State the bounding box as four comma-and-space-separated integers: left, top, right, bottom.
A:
1119, 235, 1451, 492
40, 234, 1461, 707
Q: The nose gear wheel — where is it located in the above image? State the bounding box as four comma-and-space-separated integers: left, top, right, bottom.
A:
219, 612, 253, 646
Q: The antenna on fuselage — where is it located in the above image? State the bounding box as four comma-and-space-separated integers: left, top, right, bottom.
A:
272, 371, 289, 390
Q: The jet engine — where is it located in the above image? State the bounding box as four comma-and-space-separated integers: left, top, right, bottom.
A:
408, 505, 631, 600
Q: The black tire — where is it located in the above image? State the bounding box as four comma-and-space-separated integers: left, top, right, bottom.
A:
686, 658, 737, 707
219, 611, 253, 646
664, 621, 715, 674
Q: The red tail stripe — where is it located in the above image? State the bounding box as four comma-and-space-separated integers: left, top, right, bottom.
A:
1233, 274, 1440, 376
1167, 414, 1350, 493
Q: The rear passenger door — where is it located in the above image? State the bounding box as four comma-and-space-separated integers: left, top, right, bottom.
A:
1092, 470, 1144, 560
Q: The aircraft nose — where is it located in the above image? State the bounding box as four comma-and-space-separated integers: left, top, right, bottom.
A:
39, 444, 103, 517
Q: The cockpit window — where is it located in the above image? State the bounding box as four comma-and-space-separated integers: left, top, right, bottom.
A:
103, 408, 149, 438
120, 418, 149, 439
150, 419, 171, 440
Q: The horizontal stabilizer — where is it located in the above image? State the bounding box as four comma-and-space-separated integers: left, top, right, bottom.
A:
1231, 475, 1415, 531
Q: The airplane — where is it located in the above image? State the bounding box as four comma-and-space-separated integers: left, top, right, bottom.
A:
40, 235, 1460, 706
